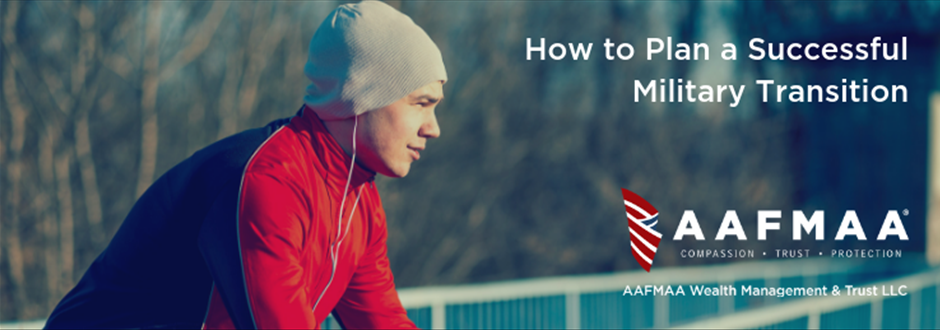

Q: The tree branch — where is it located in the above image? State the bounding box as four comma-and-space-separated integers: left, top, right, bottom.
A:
2, 1, 30, 319
158, 1, 230, 81
135, 1, 163, 198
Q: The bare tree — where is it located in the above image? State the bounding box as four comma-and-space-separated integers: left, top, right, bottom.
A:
2, 1, 30, 317
73, 3, 105, 247
135, 1, 162, 198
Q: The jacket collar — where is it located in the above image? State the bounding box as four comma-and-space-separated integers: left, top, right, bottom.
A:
295, 105, 376, 188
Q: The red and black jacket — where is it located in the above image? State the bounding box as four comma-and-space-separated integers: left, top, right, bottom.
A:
46, 106, 416, 329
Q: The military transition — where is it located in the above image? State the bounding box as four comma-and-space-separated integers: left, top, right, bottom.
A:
634, 78, 907, 108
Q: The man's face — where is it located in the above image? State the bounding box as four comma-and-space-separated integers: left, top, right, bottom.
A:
356, 81, 444, 178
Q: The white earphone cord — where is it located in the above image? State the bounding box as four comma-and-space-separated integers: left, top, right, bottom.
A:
312, 115, 363, 315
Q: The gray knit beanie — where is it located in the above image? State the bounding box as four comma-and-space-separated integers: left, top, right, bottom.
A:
304, 0, 448, 120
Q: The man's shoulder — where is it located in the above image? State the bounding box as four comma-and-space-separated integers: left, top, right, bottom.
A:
197, 117, 294, 165
240, 119, 313, 178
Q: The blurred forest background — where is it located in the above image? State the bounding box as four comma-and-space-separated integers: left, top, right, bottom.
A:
2, 0, 939, 321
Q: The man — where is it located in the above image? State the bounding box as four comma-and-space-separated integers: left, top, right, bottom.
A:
45, 1, 446, 328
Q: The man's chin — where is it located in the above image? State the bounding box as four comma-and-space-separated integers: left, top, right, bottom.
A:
378, 164, 410, 178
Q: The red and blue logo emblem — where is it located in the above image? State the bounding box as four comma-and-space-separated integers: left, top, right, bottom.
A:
622, 188, 661, 272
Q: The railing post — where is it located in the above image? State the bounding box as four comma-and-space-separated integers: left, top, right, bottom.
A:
870, 297, 882, 330
566, 288, 580, 329
764, 268, 780, 306
807, 311, 820, 329
654, 294, 669, 328
432, 300, 446, 329
909, 289, 920, 329
719, 273, 735, 315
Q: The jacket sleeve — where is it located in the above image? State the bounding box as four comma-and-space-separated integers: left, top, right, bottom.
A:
332, 207, 417, 329
236, 172, 319, 329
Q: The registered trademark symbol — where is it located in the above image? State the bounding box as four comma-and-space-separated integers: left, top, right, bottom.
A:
903, 209, 909, 216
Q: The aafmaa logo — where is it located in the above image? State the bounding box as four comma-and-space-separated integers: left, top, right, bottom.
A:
622, 188, 661, 272
620, 188, 911, 273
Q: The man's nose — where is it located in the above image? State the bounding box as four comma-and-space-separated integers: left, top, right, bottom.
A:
420, 112, 441, 139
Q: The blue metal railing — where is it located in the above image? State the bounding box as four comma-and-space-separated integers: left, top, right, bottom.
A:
323, 256, 929, 329
1, 257, 930, 329
676, 268, 940, 329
